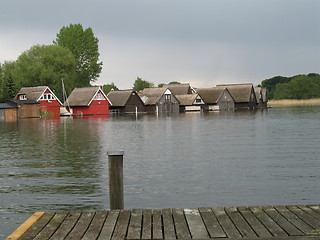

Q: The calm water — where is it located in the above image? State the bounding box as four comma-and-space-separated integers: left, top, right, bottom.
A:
1, 107, 320, 237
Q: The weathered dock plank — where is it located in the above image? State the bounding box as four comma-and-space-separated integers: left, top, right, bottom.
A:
152, 209, 163, 239
5, 212, 45, 240
111, 210, 130, 240
199, 207, 226, 238
82, 211, 108, 240
225, 206, 257, 238
65, 211, 95, 240
172, 208, 191, 239
33, 212, 68, 240
6, 204, 320, 240
49, 212, 81, 240
141, 209, 152, 239
274, 206, 315, 235
20, 212, 55, 240
212, 207, 241, 238
162, 208, 176, 239
250, 206, 288, 237
287, 205, 320, 230
97, 210, 119, 240
184, 208, 209, 239
127, 209, 143, 240
238, 206, 272, 238
262, 206, 303, 236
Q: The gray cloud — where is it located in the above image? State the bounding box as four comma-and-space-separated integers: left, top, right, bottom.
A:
1, 0, 319, 89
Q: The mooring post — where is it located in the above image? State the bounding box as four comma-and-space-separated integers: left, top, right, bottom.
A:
107, 151, 124, 210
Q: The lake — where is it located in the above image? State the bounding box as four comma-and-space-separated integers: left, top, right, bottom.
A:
1, 107, 320, 237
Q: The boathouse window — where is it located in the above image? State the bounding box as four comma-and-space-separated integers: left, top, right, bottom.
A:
40, 93, 55, 100
19, 94, 27, 100
165, 94, 171, 102
94, 92, 104, 100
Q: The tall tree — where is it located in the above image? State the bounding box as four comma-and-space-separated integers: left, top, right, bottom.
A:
13, 44, 76, 100
133, 77, 154, 91
0, 61, 17, 102
54, 24, 102, 87
103, 82, 119, 94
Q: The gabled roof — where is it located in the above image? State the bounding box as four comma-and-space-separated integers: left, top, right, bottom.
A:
254, 87, 262, 103
67, 87, 110, 107
163, 84, 194, 95
197, 87, 226, 104
15, 86, 47, 101
138, 88, 168, 105
175, 94, 202, 106
107, 90, 141, 107
15, 86, 62, 105
216, 83, 255, 103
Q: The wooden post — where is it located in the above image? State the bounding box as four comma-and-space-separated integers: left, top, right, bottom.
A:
107, 151, 124, 210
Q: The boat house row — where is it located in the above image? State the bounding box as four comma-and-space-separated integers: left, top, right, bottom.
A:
0, 83, 268, 120
108, 83, 268, 114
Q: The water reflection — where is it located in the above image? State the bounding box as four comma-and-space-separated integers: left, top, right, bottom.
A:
1, 108, 320, 238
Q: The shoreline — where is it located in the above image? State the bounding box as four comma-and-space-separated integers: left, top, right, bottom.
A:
268, 98, 320, 107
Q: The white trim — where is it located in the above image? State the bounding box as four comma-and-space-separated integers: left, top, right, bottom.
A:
192, 94, 205, 105
37, 86, 63, 105
164, 88, 172, 95
88, 88, 112, 106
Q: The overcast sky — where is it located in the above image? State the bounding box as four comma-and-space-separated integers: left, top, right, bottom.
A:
1, 0, 319, 89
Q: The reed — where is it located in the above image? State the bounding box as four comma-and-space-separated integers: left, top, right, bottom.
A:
268, 98, 320, 107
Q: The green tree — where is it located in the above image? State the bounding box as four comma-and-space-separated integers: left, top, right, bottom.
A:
14, 44, 76, 100
5, 73, 16, 100
103, 82, 119, 94
54, 24, 102, 87
261, 76, 291, 99
0, 61, 17, 102
273, 74, 320, 99
133, 77, 154, 91
168, 81, 181, 85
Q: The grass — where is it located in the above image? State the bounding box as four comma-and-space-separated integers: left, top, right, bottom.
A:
268, 98, 320, 107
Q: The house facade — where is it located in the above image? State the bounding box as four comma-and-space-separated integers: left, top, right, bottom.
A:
175, 94, 205, 112
197, 87, 235, 111
139, 88, 180, 113
217, 84, 257, 109
255, 87, 268, 109
0, 100, 40, 121
67, 87, 110, 116
15, 86, 62, 118
107, 90, 145, 114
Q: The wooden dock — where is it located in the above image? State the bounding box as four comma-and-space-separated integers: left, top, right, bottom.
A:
6, 205, 320, 240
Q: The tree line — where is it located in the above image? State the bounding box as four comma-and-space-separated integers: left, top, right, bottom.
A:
0, 24, 102, 102
1, 24, 318, 102
0, 22, 180, 102
260, 73, 320, 100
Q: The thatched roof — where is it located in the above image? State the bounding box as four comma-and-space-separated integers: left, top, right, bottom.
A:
15, 86, 48, 101
138, 88, 167, 105
67, 86, 103, 106
175, 94, 197, 106
196, 87, 226, 104
217, 83, 254, 103
261, 88, 268, 102
254, 87, 262, 103
107, 90, 139, 106
163, 84, 194, 95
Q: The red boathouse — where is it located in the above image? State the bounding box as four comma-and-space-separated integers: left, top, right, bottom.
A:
67, 86, 111, 116
15, 86, 62, 118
